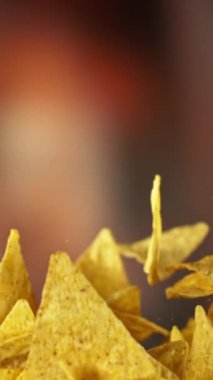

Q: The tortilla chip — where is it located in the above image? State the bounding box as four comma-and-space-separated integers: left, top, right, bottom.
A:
0, 230, 36, 323
0, 300, 34, 362
76, 228, 129, 298
170, 326, 185, 342
144, 175, 162, 285
119, 222, 209, 282
114, 310, 169, 342
166, 272, 213, 299
148, 340, 189, 379
22, 252, 177, 379
166, 255, 213, 299
184, 306, 213, 379
107, 286, 141, 315
0, 300, 35, 341
168, 254, 213, 279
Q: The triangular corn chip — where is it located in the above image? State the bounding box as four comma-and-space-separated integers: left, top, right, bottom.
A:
0, 300, 35, 341
148, 340, 189, 379
119, 222, 209, 282
170, 326, 185, 342
107, 285, 141, 315
0, 230, 36, 323
23, 252, 177, 379
185, 306, 213, 379
166, 255, 213, 299
76, 228, 129, 298
144, 175, 162, 285
114, 310, 169, 342
166, 272, 213, 299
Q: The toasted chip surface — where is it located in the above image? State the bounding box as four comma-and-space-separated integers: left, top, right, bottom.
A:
23, 252, 177, 379
185, 306, 213, 379
76, 229, 129, 298
166, 255, 213, 299
0, 230, 36, 323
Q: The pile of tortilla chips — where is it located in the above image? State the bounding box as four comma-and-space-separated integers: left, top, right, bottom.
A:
0, 175, 212, 379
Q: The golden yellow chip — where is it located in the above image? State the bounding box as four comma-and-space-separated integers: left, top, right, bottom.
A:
107, 285, 141, 315
144, 175, 162, 285
170, 325, 185, 342
0, 300, 35, 341
0, 230, 36, 323
148, 340, 189, 379
120, 222, 209, 281
0, 300, 34, 363
166, 272, 213, 299
168, 254, 213, 278
184, 305, 213, 379
22, 252, 177, 379
166, 255, 213, 299
76, 228, 129, 299
114, 310, 169, 342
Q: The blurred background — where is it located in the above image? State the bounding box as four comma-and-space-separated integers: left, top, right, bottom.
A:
0, 1, 213, 330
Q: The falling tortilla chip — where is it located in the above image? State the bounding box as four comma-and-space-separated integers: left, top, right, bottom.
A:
107, 285, 141, 315
114, 310, 169, 342
148, 340, 189, 379
22, 252, 177, 379
0, 230, 36, 323
166, 272, 213, 299
76, 228, 129, 299
170, 325, 185, 342
168, 254, 213, 279
184, 305, 213, 379
120, 222, 209, 282
166, 255, 213, 299
144, 175, 162, 285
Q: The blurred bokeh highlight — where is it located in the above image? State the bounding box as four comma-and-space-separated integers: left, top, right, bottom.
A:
0, 1, 212, 328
